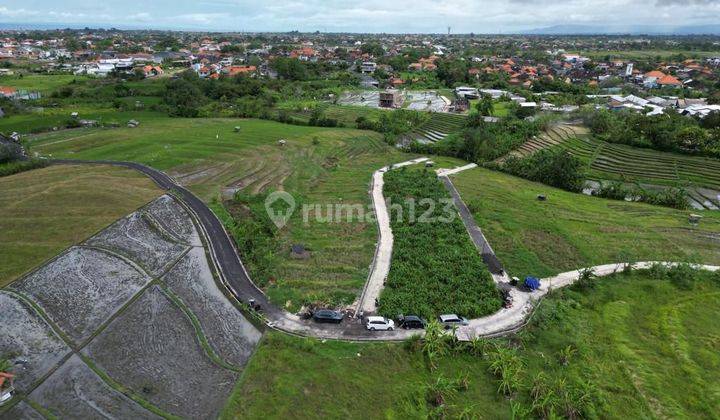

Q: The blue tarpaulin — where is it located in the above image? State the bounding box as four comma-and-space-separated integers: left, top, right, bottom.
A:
524, 276, 541, 291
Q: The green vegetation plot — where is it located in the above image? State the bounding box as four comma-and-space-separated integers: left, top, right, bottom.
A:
517, 268, 720, 418
0, 164, 161, 287
225, 269, 720, 418
452, 167, 720, 278
380, 168, 500, 319
220, 331, 508, 419
0, 74, 91, 94
29, 117, 372, 199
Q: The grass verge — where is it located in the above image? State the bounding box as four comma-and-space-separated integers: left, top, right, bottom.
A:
0, 164, 161, 287
452, 167, 720, 278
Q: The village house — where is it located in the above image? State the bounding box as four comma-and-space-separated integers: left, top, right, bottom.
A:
223, 65, 257, 77
379, 89, 402, 108
142, 65, 164, 77
0, 86, 17, 99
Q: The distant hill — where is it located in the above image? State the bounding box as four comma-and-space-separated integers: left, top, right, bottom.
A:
523, 24, 720, 35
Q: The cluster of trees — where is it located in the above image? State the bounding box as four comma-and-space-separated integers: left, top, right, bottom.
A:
491, 149, 586, 192
412, 118, 540, 163
162, 70, 303, 117
0, 135, 47, 177
379, 168, 501, 320
357, 109, 430, 138
580, 109, 720, 158
271, 57, 349, 81
0, 140, 23, 164
593, 181, 688, 210
161, 69, 356, 119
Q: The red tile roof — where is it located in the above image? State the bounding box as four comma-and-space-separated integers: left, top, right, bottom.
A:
658, 75, 682, 86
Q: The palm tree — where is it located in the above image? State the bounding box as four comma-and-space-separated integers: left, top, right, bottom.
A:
423, 320, 449, 371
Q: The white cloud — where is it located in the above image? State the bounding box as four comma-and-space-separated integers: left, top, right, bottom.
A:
0, 6, 41, 18
0, 0, 719, 32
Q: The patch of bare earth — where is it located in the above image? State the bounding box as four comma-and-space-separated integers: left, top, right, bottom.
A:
27, 354, 161, 419
83, 286, 238, 419
162, 248, 262, 367
10, 247, 151, 344
0, 292, 71, 392
84, 209, 188, 276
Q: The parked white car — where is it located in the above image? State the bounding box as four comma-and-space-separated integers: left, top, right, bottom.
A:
366, 316, 395, 331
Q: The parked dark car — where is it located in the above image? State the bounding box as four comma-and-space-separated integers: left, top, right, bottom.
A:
312, 309, 344, 324
398, 315, 427, 329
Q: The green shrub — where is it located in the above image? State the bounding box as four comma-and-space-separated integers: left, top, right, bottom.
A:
499, 149, 586, 192
667, 263, 699, 290
378, 169, 501, 319
0, 159, 48, 177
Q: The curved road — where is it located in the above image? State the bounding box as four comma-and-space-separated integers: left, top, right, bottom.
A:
51, 159, 402, 341
50, 159, 720, 341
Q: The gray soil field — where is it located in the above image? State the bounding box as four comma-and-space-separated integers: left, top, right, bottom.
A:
405, 91, 447, 111
0, 292, 70, 393
338, 90, 448, 111
163, 248, 262, 367
145, 194, 202, 246
28, 354, 161, 419
338, 91, 380, 107
83, 286, 239, 418
0, 401, 44, 419
85, 210, 188, 276
10, 247, 152, 344
2, 194, 261, 419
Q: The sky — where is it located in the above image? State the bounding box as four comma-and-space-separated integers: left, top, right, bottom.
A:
1, 0, 720, 33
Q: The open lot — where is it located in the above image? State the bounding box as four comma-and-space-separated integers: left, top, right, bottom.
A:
451, 167, 720, 278
28, 117, 387, 200
83, 286, 239, 418
26, 115, 414, 309
28, 355, 161, 419
0, 292, 71, 392
0, 164, 161, 287
10, 246, 151, 344
163, 247, 262, 367
224, 269, 720, 418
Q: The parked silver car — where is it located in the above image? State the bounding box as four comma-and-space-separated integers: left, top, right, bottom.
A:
438, 314, 469, 329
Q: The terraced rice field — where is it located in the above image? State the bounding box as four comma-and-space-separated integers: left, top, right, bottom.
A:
28, 118, 386, 201
503, 123, 720, 210
405, 112, 466, 144
507, 123, 590, 159
540, 125, 720, 191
